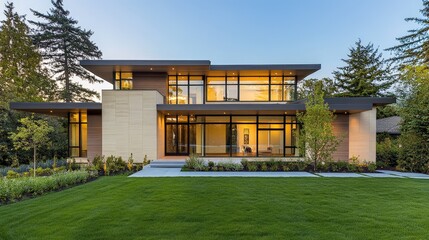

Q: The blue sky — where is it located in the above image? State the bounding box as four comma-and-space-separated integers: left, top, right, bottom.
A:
2, 0, 424, 92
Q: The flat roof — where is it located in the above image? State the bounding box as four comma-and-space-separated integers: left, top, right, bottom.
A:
80, 60, 321, 84
157, 97, 395, 115
10, 102, 101, 117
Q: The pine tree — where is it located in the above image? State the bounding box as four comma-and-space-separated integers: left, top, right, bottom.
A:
297, 77, 337, 99
386, 0, 429, 65
29, 0, 102, 102
0, 2, 56, 108
333, 39, 393, 97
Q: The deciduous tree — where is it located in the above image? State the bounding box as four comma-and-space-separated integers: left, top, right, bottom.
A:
297, 82, 340, 171
9, 116, 53, 177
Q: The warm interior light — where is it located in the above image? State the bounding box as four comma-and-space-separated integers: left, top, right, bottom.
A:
172, 67, 175, 70
285, 111, 287, 114
223, 112, 226, 115
50, 110, 53, 113
150, 68, 153, 70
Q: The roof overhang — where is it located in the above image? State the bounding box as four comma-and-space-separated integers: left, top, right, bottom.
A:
157, 103, 373, 115
10, 102, 102, 117
80, 60, 321, 84
157, 97, 396, 115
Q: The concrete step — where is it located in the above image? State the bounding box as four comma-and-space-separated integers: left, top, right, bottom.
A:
149, 160, 186, 168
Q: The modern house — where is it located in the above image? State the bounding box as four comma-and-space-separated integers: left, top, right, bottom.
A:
10, 60, 395, 163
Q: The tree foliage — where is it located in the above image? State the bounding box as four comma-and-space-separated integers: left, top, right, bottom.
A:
387, 0, 429, 65
297, 77, 337, 100
396, 65, 429, 172
297, 83, 340, 171
9, 116, 54, 177
0, 2, 56, 108
333, 39, 393, 97
30, 0, 102, 102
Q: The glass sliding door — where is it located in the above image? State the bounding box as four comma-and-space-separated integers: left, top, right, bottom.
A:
205, 124, 231, 156
257, 130, 284, 157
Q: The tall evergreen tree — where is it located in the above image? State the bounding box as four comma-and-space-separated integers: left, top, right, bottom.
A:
0, 2, 56, 108
29, 0, 102, 102
297, 77, 337, 100
386, 0, 429, 65
333, 39, 393, 97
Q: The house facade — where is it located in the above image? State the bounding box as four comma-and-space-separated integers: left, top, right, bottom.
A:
10, 60, 395, 163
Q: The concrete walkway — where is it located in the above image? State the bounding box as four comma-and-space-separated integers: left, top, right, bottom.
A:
129, 167, 429, 179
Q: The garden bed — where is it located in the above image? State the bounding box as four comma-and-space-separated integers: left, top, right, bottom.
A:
183, 157, 377, 173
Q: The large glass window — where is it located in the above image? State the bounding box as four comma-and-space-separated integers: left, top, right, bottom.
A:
168, 75, 204, 104
206, 75, 297, 102
114, 72, 133, 90
165, 115, 300, 157
69, 112, 87, 157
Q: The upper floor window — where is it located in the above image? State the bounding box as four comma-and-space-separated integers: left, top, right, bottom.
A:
168, 75, 204, 104
114, 72, 133, 90
207, 75, 296, 102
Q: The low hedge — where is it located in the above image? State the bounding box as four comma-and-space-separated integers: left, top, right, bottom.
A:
184, 157, 377, 173
0, 170, 97, 204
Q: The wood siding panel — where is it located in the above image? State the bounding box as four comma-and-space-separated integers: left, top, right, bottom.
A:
87, 114, 102, 161
133, 72, 167, 97
332, 114, 349, 161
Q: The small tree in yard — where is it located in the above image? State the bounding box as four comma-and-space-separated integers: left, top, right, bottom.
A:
9, 117, 53, 177
297, 82, 340, 171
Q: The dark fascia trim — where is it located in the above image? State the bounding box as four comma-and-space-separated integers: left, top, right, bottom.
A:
210, 64, 321, 71
80, 59, 211, 66
293, 97, 396, 106
10, 102, 102, 110
157, 103, 373, 112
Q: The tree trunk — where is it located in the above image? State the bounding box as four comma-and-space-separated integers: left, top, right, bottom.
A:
64, 39, 70, 102
33, 145, 36, 177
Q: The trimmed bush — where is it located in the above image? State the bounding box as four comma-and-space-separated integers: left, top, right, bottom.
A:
0, 170, 97, 204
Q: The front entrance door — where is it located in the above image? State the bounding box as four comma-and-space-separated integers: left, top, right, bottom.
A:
166, 124, 188, 155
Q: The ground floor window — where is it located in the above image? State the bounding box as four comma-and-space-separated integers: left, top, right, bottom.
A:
165, 115, 299, 157
68, 112, 87, 157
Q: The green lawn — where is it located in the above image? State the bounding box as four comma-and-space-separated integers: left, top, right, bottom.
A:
0, 177, 428, 240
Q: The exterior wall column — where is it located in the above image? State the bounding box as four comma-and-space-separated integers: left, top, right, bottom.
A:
348, 107, 376, 163
102, 90, 164, 162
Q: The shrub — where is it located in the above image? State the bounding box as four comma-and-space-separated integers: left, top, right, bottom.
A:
367, 163, 377, 172
67, 159, 80, 171
208, 161, 215, 169
216, 161, 243, 171
6, 170, 19, 179
376, 138, 399, 168
184, 154, 205, 171
127, 154, 134, 171
281, 165, 289, 171
260, 163, 268, 171
247, 162, 258, 171
240, 159, 248, 169
0, 170, 97, 204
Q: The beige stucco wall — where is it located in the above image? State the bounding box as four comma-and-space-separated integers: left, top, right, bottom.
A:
348, 107, 376, 163
102, 90, 164, 162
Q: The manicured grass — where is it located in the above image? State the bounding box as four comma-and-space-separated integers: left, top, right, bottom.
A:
0, 177, 428, 239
